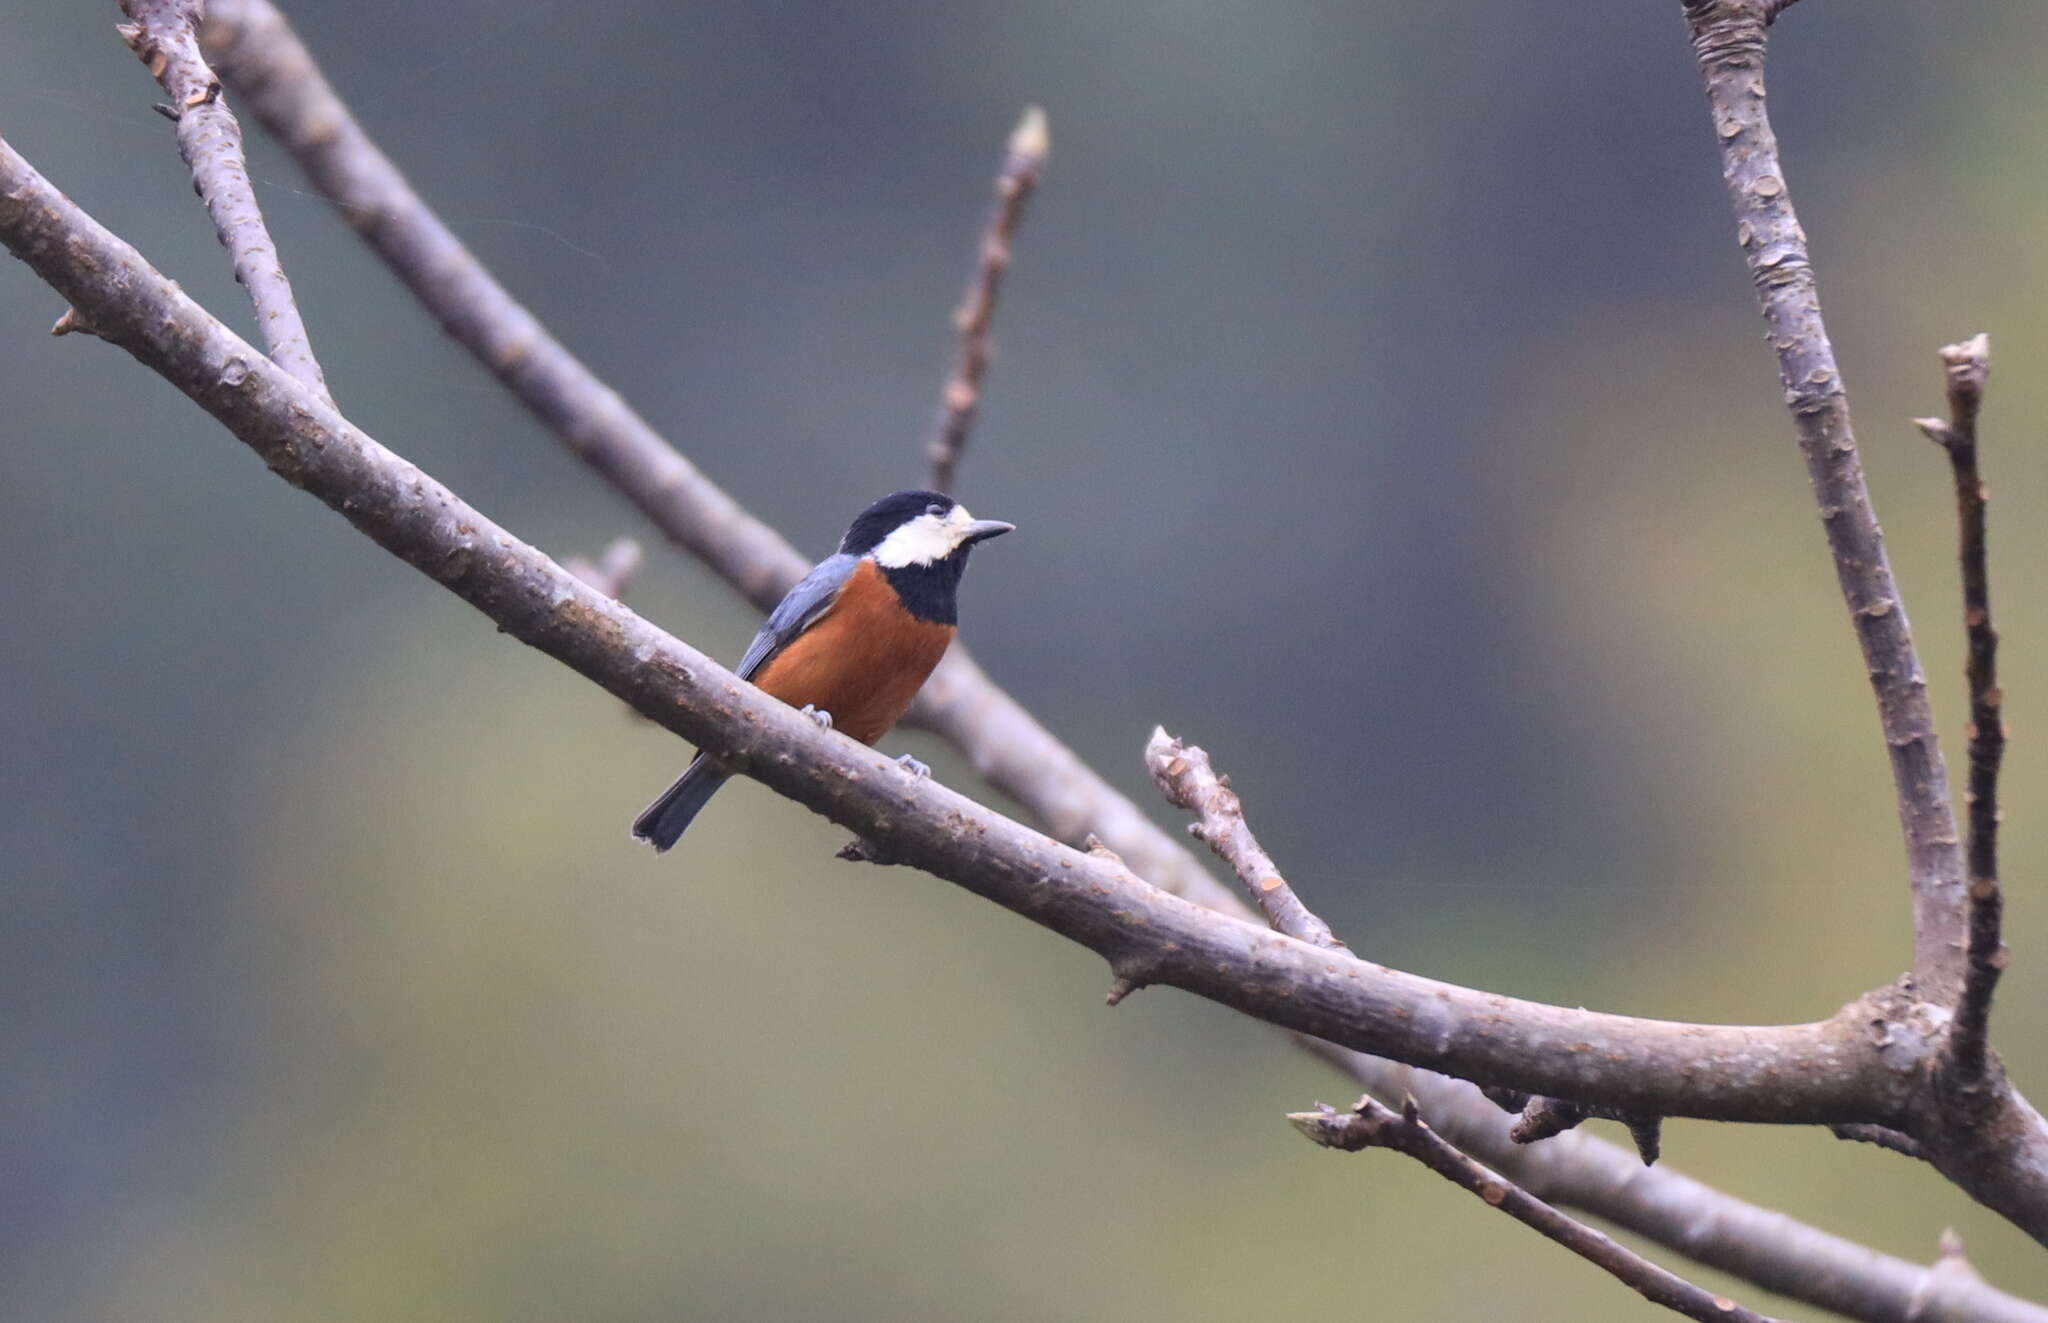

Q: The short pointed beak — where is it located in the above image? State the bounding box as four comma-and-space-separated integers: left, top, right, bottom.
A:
963, 519, 1015, 544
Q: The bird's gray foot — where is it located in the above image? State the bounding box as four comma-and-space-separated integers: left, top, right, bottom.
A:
895, 753, 931, 781
799, 704, 834, 731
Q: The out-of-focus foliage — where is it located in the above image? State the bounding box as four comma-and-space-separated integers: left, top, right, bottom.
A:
6, 3, 2048, 1319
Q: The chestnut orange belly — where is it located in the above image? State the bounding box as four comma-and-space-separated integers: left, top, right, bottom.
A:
750, 559, 955, 745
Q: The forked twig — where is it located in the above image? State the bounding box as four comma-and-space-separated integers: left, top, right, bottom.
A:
1684, 0, 1968, 1001
118, 0, 331, 405
1291, 1097, 1784, 1323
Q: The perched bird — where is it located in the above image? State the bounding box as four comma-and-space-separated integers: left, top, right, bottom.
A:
631, 489, 1015, 851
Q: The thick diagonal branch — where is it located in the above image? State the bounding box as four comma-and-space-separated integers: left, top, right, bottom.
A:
117, 0, 330, 406
1916, 334, 2005, 1083
1682, 0, 1966, 1002
1292, 1097, 1784, 1323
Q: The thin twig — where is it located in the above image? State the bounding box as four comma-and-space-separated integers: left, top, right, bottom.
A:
1144, 728, 1345, 950
1916, 333, 2005, 1082
562, 536, 644, 600
117, 0, 330, 406
1682, 0, 1967, 1002
926, 105, 1048, 495
1290, 1097, 1785, 1323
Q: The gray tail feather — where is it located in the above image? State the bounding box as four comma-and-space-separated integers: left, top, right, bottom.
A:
631, 756, 730, 852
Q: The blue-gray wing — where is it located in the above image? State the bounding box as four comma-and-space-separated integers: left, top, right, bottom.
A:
733, 553, 860, 680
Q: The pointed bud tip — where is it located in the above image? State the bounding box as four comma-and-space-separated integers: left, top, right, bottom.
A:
1010, 105, 1050, 161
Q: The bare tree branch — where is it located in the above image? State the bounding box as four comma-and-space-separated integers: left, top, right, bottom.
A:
0, 132, 1940, 1135
1682, 0, 2048, 1235
3, 72, 2044, 1323
1681, 0, 1968, 1003
1144, 728, 1346, 950
168, 3, 2048, 1307
1292, 1096, 1786, 1323
117, 0, 330, 406
1914, 333, 2005, 1085
176, 0, 2048, 1302
926, 105, 1047, 494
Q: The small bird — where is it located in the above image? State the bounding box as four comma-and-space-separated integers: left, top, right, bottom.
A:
632, 489, 1015, 851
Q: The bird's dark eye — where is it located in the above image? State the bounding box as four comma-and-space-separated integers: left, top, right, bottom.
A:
925, 502, 946, 516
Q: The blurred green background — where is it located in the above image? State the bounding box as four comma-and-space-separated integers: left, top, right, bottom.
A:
7, 2, 2048, 1318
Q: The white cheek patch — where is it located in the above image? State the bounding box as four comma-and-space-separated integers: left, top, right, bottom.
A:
872, 506, 978, 568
